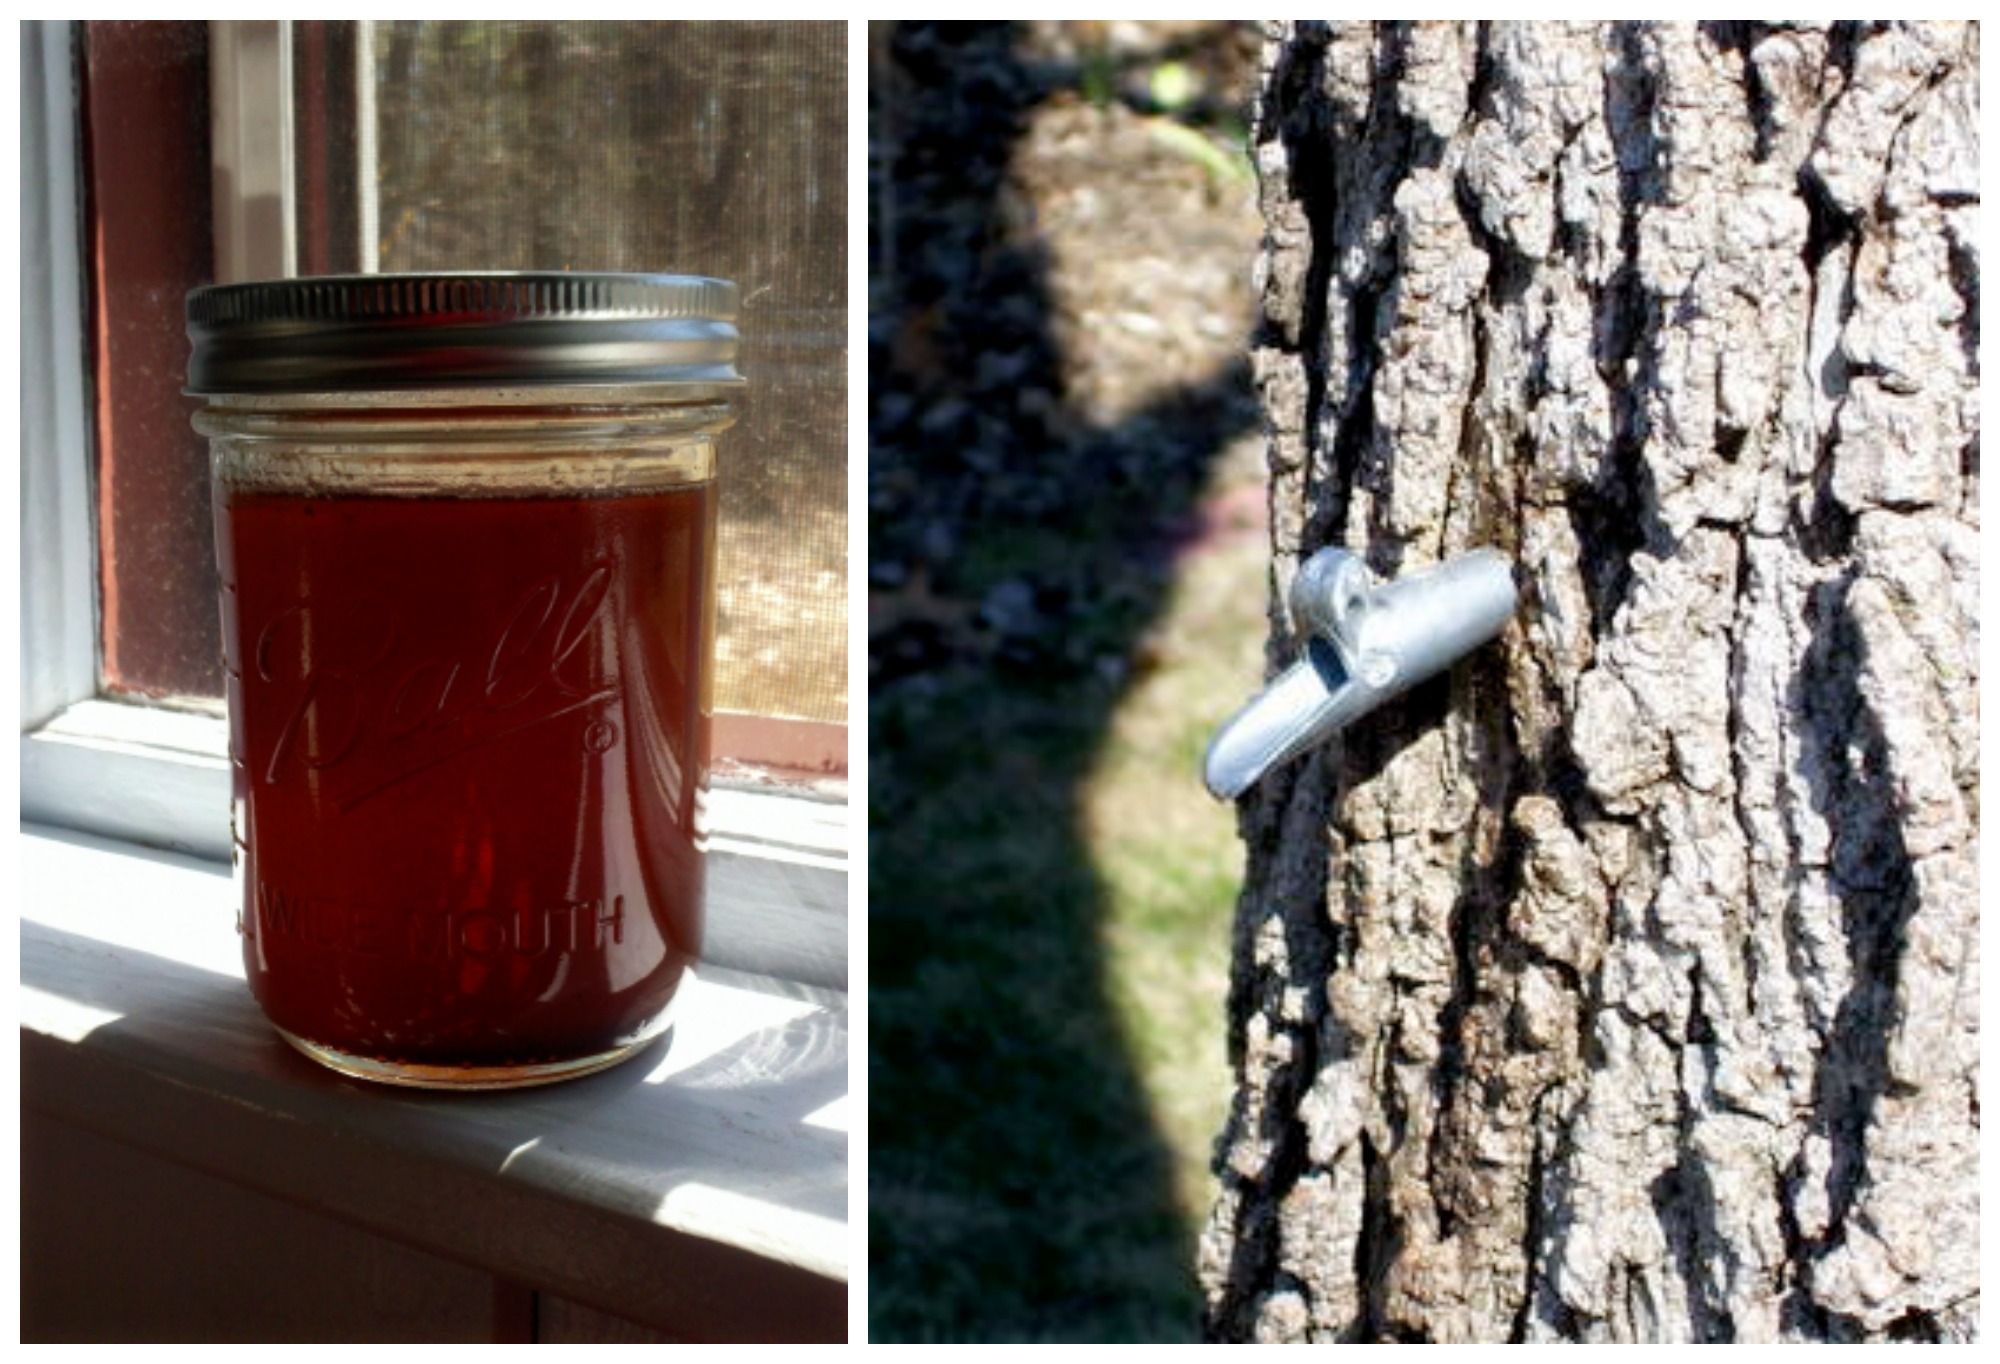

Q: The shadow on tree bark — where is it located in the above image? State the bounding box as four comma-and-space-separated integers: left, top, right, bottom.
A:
868, 21, 1258, 1341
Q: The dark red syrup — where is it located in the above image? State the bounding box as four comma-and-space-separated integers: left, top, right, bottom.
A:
216, 482, 717, 1070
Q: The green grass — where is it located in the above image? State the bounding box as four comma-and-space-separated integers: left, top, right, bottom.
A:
870, 458, 1267, 1341
871, 665, 1203, 1339
1084, 528, 1265, 1227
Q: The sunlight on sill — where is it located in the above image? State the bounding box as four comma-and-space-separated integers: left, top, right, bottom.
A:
705, 837, 847, 871
19, 831, 241, 979
802, 1096, 847, 1133
654, 1181, 845, 1272
643, 983, 822, 1087
499, 1136, 542, 1174
20, 985, 124, 1043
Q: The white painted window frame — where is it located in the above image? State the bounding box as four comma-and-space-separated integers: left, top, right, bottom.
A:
20, 20, 301, 858
17, 21, 229, 856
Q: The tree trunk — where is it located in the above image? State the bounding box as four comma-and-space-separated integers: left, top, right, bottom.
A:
1202, 21, 1977, 1343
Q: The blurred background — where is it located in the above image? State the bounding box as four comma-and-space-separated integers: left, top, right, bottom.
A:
869, 20, 1267, 1340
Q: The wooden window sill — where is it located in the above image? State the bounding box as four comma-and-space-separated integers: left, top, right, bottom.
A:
19, 823, 848, 1342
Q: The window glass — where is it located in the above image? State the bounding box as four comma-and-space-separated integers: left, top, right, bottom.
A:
88, 20, 848, 729
366, 21, 848, 724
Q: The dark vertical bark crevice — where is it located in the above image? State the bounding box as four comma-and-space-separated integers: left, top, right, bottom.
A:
1262, 25, 1345, 551
1784, 572, 1927, 1332
1824, 21, 1867, 88
1425, 669, 1530, 1246
1943, 231, 1979, 379
1466, 20, 1499, 123
1651, 972, 1738, 1341
1798, 167, 1859, 276
1705, 21, 1774, 161
1348, 1133, 1395, 1341
1574, 23, 1667, 636
1792, 32, 1864, 599
1508, 1132, 1546, 1341
1317, 309, 1380, 559
1775, 1157, 1842, 1338
1784, 570, 1860, 1033
1314, 156, 1389, 550
1563, 411, 1655, 637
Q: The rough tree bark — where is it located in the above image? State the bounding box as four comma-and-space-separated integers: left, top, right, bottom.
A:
1201, 21, 1978, 1343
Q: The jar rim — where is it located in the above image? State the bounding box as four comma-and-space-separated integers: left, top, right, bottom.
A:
186, 271, 742, 397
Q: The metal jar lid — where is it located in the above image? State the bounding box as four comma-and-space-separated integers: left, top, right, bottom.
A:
186, 271, 741, 396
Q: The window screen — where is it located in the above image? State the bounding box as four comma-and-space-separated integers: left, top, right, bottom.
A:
366, 21, 848, 725
91, 21, 847, 728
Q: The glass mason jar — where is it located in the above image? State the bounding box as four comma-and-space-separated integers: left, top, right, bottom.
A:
185, 272, 740, 1089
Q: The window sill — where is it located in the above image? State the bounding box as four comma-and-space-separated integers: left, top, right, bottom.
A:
19, 823, 847, 1342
